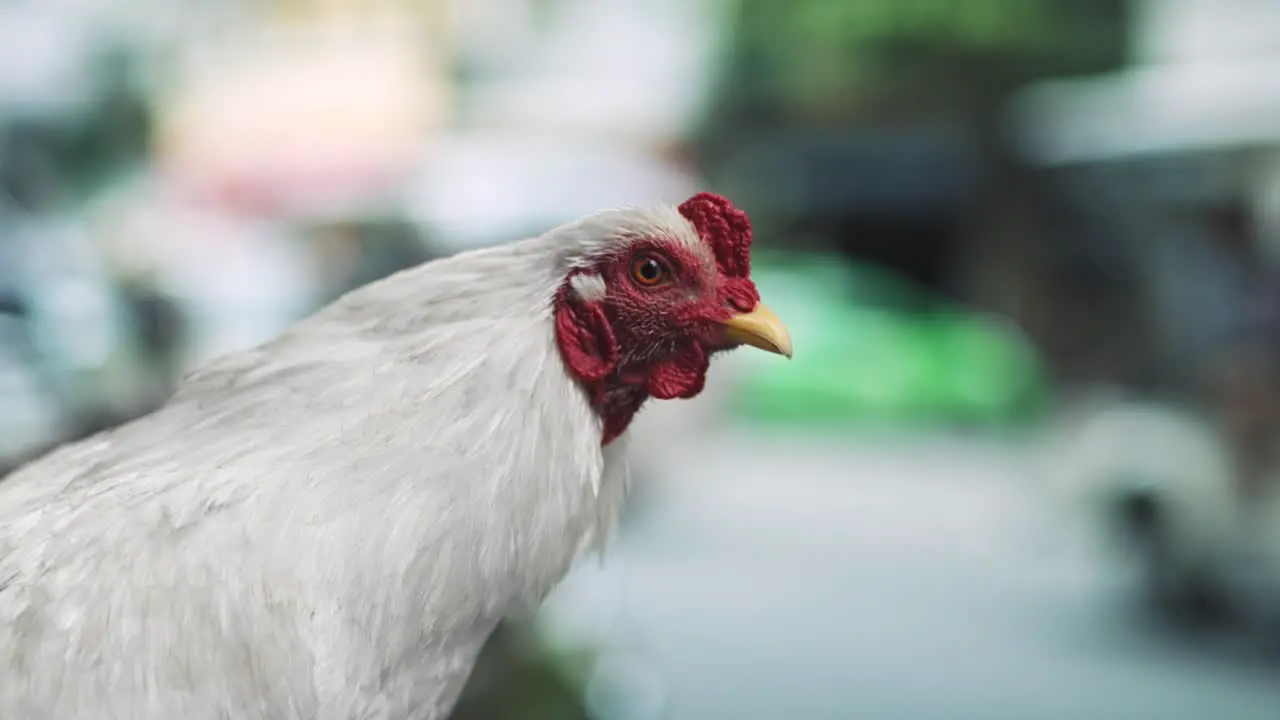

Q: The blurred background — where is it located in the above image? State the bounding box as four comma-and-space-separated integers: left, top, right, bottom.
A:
3, 0, 1280, 717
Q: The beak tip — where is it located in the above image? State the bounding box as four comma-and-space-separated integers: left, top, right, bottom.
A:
771, 335, 794, 360
721, 302, 793, 359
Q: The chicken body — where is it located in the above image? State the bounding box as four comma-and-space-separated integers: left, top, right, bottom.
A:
0, 234, 630, 720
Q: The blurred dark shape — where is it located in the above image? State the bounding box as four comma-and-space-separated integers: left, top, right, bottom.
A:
117, 279, 186, 402
1011, 170, 1156, 388
0, 44, 149, 211
706, 126, 978, 300
452, 623, 592, 720
0, 290, 27, 318
303, 216, 440, 305
1114, 486, 1236, 628
1206, 337, 1280, 504
1118, 487, 1162, 543
0, 126, 59, 209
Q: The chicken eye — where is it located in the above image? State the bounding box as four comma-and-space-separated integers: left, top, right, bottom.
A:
629, 256, 668, 287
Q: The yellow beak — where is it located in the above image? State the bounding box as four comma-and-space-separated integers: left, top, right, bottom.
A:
721, 303, 793, 358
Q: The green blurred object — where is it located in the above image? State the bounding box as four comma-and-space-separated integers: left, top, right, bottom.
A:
732, 253, 1049, 428
451, 621, 593, 720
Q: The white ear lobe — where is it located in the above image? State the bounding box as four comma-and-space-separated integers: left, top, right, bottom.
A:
569, 273, 607, 302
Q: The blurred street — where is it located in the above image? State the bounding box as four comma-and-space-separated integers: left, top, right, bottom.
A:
544, 432, 1280, 720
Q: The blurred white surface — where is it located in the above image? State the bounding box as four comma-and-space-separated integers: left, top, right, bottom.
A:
454, 0, 735, 142
404, 133, 701, 252
1135, 0, 1280, 64
1011, 0, 1280, 165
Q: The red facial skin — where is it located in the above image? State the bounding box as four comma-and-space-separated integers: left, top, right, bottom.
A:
554, 193, 759, 445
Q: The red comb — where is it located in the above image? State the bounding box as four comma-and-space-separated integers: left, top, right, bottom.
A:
678, 192, 752, 279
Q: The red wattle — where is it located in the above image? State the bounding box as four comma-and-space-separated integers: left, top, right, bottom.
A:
646, 341, 708, 399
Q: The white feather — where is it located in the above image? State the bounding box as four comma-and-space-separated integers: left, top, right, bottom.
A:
569, 273, 607, 302
0, 205, 697, 720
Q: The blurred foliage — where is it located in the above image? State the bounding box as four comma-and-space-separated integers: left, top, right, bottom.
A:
723, 0, 1127, 122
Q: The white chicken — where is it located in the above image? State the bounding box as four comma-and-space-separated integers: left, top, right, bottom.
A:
0, 193, 791, 720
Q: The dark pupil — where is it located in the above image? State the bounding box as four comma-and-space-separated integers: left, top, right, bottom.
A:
639, 260, 660, 280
